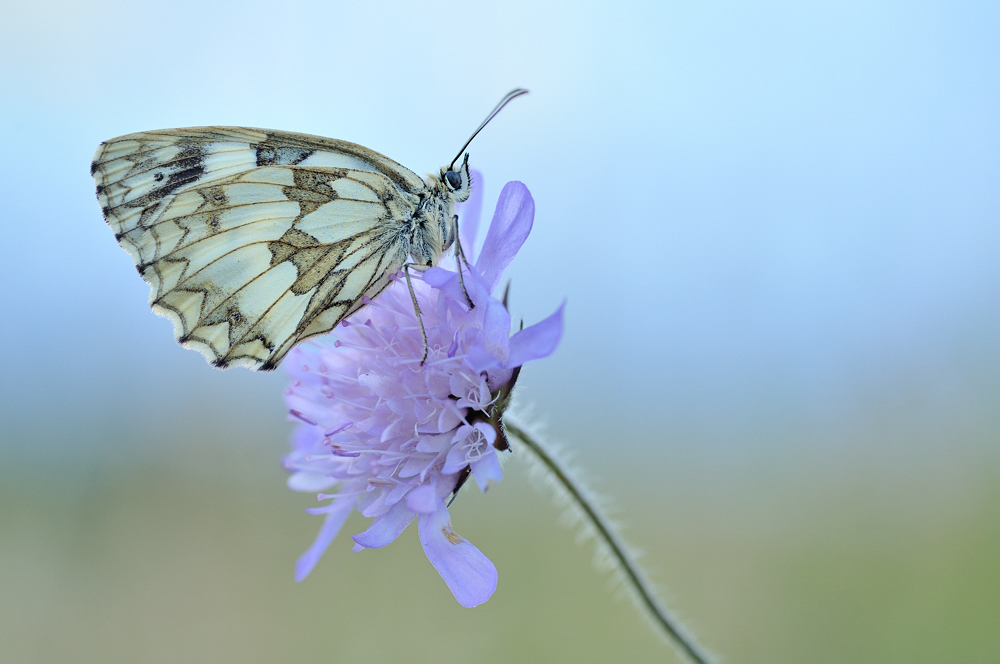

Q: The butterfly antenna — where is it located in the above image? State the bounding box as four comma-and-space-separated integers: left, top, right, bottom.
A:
449, 88, 529, 170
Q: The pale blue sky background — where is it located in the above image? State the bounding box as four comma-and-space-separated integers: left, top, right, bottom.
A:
3, 2, 1000, 661
1, 0, 998, 469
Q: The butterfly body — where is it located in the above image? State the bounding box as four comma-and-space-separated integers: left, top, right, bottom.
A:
92, 126, 471, 371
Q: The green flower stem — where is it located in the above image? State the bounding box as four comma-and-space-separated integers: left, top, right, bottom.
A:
504, 419, 714, 664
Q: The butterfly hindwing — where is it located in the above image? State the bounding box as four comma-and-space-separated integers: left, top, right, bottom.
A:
92, 127, 427, 370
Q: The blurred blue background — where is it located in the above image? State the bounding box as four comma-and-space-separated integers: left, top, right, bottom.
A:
1, 1, 998, 662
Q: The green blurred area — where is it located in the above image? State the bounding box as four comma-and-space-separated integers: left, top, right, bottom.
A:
2, 429, 998, 664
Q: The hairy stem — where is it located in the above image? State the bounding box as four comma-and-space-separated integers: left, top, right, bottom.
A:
504, 419, 714, 664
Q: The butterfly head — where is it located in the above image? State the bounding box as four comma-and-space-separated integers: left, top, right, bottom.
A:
410, 162, 465, 267
441, 153, 471, 203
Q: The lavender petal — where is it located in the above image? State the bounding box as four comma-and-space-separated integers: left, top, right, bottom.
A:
471, 450, 503, 492
294, 493, 355, 581
508, 302, 565, 368
476, 181, 534, 293
352, 501, 416, 549
456, 168, 485, 260
418, 505, 498, 608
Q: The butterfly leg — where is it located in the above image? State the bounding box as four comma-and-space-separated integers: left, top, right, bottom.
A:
453, 215, 475, 310
402, 264, 430, 364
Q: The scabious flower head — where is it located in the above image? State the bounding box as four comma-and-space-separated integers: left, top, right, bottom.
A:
283, 179, 564, 607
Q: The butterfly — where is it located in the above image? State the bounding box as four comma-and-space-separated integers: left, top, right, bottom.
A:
92, 89, 526, 371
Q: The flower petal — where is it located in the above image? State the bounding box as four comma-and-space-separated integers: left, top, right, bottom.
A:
480, 300, 512, 363
357, 373, 400, 399
421, 266, 455, 290
295, 493, 355, 581
406, 483, 443, 514
290, 424, 321, 453
456, 168, 485, 260
507, 301, 565, 368
418, 505, 497, 607
424, 263, 492, 310
471, 450, 503, 492
287, 471, 337, 493
466, 344, 501, 374
442, 443, 470, 476
476, 181, 534, 293
352, 501, 416, 549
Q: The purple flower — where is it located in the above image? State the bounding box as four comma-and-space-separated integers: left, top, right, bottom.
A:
283, 179, 564, 607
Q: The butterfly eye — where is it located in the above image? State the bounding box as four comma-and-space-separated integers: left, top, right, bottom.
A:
444, 170, 462, 190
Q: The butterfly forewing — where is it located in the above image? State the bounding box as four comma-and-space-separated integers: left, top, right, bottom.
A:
92, 127, 427, 370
